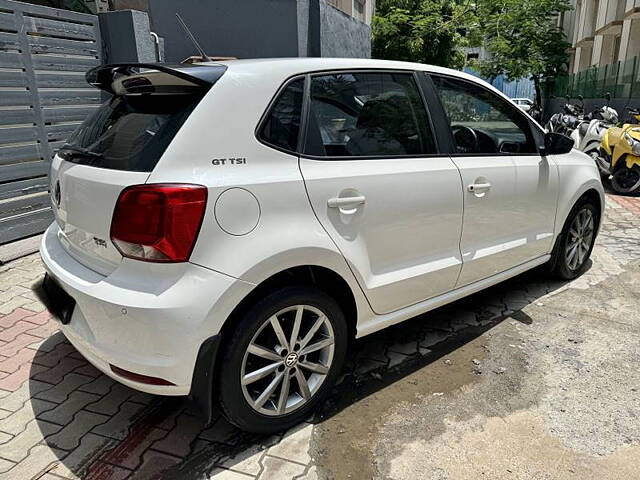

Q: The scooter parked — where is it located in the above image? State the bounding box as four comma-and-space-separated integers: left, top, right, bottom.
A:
545, 95, 584, 136
571, 93, 618, 161
597, 107, 640, 195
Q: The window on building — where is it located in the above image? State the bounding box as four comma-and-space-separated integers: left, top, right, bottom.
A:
590, 0, 600, 35
354, 0, 365, 22
612, 35, 622, 64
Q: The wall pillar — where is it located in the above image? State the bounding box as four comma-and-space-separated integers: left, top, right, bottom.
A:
98, 9, 157, 63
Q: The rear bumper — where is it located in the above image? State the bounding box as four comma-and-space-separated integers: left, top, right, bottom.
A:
39, 223, 252, 396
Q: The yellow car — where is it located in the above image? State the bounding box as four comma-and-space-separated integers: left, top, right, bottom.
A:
599, 107, 640, 195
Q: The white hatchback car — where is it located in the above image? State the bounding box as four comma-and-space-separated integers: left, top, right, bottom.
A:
512, 97, 534, 112
40, 58, 603, 433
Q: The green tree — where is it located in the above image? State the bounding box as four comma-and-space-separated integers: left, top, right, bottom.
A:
372, 0, 480, 69
476, 0, 572, 105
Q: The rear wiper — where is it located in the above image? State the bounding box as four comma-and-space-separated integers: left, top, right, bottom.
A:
59, 144, 103, 158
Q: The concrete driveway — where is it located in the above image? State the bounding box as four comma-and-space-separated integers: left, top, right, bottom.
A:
0, 192, 638, 479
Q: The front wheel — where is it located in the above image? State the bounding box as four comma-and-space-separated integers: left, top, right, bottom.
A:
611, 164, 640, 195
217, 287, 347, 433
549, 198, 599, 280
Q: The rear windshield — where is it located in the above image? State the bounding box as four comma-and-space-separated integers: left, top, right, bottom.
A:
61, 93, 202, 172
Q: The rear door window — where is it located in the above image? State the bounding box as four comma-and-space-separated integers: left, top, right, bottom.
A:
61, 93, 203, 172
304, 72, 436, 158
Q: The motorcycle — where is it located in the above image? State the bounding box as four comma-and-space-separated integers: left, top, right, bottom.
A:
545, 95, 584, 136
570, 93, 618, 161
597, 107, 640, 195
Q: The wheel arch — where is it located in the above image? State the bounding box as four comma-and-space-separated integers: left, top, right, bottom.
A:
554, 153, 605, 240
559, 186, 604, 233
219, 265, 359, 344
545, 186, 602, 277
191, 263, 362, 424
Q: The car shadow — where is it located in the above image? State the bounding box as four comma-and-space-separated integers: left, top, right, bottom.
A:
28, 265, 575, 479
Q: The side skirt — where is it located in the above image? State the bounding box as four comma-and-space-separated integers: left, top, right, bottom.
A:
356, 255, 551, 338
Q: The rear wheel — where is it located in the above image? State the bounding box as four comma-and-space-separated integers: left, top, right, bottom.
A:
611, 164, 640, 195
549, 198, 598, 280
217, 287, 347, 433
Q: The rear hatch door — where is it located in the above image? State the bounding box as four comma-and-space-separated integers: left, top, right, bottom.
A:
50, 63, 226, 275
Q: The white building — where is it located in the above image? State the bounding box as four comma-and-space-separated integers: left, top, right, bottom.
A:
564, 0, 640, 72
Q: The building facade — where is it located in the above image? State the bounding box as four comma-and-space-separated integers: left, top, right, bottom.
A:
326, 0, 375, 25
105, 0, 375, 61
94, 0, 375, 26
19, 1, 376, 60
564, 0, 640, 73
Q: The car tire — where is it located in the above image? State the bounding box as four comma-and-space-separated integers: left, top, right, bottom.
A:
217, 287, 347, 434
611, 164, 640, 195
548, 197, 599, 280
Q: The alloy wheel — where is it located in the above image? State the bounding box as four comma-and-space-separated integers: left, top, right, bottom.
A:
565, 207, 595, 271
240, 305, 335, 416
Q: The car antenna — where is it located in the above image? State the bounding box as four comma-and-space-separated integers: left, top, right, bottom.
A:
176, 13, 212, 63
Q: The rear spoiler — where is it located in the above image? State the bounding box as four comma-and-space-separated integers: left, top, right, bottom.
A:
86, 63, 228, 95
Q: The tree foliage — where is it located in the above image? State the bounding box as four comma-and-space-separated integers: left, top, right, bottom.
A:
476, 0, 572, 103
372, 0, 479, 69
372, 0, 572, 104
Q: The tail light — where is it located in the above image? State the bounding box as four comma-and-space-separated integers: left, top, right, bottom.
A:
110, 184, 207, 263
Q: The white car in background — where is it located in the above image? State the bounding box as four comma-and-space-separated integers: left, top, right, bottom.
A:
40, 58, 604, 433
512, 97, 534, 112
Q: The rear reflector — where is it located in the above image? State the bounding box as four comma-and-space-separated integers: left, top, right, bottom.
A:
110, 184, 207, 263
110, 364, 176, 386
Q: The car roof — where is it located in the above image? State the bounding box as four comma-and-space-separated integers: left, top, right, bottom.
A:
192, 58, 526, 118
200, 57, 481, 83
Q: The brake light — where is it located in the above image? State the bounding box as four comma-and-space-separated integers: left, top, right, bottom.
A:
110, 184, 207, 263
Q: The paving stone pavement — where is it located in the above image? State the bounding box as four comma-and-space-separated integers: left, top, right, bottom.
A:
0, 192, 638, 480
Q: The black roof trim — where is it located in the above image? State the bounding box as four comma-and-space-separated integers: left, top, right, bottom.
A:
86, 63, 228, 94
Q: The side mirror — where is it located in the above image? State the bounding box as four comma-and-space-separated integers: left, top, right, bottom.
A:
540, 132, 574, 156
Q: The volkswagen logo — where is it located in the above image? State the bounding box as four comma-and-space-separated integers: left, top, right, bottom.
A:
284, 352, 298, 368
53, 180, 61, 208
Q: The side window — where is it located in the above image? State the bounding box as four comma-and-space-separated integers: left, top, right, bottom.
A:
431, 75, 537, 155
259, 78, 304, 152
304, 72, 436, 158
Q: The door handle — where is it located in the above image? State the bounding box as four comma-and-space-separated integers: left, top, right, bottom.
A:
327, 195, 366, 208
467, 182, 491, 192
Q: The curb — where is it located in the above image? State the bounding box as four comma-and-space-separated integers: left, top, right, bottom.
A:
0, 234, 42, 265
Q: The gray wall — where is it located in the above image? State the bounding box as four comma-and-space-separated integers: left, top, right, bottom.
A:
99, 9, 157, 63
147, 0, 300, 62
143, 0, 370, 62
319, 0, 371, 58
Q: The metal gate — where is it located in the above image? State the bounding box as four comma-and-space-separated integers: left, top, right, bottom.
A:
0, 0, 102, 245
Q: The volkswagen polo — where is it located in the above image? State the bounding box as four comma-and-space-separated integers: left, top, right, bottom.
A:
40, 58, 603, 433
